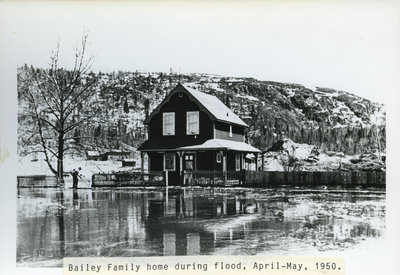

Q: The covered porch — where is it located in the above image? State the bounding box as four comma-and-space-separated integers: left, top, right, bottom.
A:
140, 138, 261, 186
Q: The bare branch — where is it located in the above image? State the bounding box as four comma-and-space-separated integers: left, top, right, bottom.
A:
64, 113, 96, 134
64, 136, 93, 141
63, 146, 79, 153
63, 33, 93, 101
29, 94, 57, 175
20, 69, 61, 114
63, 77, 100, 120
18, 33, 97, 179
39, 117, 60, 133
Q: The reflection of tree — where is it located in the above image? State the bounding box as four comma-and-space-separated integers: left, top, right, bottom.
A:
57, 192, 65, 257
18, 188, 385, 265
38, 209, 48, 257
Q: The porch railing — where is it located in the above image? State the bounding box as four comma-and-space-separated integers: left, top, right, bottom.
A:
183, 170, 385, 187
92, 171, 164, 187
183, 170, 244, 186
91, 170, 385, 187
244, 171, 385, 187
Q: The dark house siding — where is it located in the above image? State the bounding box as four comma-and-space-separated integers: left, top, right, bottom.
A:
148, 152, 183, 172
196, 151, 215, 170
148, 152, 181, 185
149, 152, 163, 171
148, 92, 213, 144
138, 84, 260, 178
215, 121, 244, 142
227, 151, 236, 171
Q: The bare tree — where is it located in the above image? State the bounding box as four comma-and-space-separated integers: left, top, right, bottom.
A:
278, 145, 299, 172
18, 34, 100, 183
365, 102, 384, 162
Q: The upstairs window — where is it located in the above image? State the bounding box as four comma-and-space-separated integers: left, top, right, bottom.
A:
186, 111, 199, 135
163, 112, 175, 136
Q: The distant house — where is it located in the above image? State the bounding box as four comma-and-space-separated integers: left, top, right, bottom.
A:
86, 150, 102, 161
138, 83, 261, 184
101, 150, 131, 161
122, 158, 136, 167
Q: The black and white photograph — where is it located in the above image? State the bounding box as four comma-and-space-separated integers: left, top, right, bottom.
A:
1, 1, 399, 275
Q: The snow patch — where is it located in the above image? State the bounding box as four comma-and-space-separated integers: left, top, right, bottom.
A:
236, 94, 259, 102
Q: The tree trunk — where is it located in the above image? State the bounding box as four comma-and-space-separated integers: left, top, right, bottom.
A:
375, 127, 382, 162
58, 132, 64, 183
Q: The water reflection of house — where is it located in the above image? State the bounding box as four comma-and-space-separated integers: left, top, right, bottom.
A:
138, 83, 261, 185
163, 233, 176, 256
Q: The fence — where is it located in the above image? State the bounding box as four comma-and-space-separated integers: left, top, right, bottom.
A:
184, 170, 244, 186
245, 171, 385, 187
92, 171, 164, 187
91, 170, 385, 188
17, 175, 58, 187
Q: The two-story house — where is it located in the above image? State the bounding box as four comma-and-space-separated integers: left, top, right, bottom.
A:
138, 83, 261, 185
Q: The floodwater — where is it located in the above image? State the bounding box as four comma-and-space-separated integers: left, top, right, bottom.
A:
17, 187, 385, 267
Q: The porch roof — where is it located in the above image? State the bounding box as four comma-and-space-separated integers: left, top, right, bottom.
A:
138, 138, 205, 151
177, 138, 261, 153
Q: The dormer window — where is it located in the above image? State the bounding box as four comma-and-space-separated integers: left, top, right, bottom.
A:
186, 111, 199, 135
163, 112, 175, 135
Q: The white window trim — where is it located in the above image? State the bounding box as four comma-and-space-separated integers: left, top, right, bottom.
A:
163, 112, 175, 136
216, 152, 222, 163
163, 152, 176, 171
235, 153, 241, 171
186, 111, 200, 135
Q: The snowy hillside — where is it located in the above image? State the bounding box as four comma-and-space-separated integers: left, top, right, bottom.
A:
17, 66, 385, 172
263, 138, 384, 172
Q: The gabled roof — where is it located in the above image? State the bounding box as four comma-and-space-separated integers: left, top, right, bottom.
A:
144, 83, 248, 127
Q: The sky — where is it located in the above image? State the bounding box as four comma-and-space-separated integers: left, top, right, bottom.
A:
1, 1, 400, 104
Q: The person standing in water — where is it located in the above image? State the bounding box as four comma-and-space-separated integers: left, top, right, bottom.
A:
71, 167, 82, 189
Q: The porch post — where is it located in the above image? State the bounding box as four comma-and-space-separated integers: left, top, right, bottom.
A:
213, 152, 216, 186
255, 153, 258, 171
140, 151, 144, 183
178, 151, 183, 185
213, 122, 216, 138
180, 153, 183, 175
240, 153, 243, 185
261, 151, 265, 171
223, 152, 227, 185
